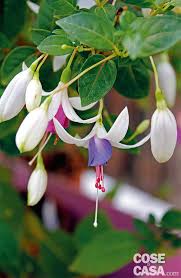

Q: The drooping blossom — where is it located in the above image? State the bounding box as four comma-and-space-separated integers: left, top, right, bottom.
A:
151, 105, 177, 163
16, 97, 51, 153
28, 154, 47, 206
53, 107, 150, 192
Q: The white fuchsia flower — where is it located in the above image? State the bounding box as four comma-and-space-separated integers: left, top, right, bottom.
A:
25, 73, 42, 112
157, 61, 177, 107
151, 105, 177, 163
28, 154, 47, 206
53, 55, 68, 72
16, 97, 51, 153
54, 107, 150, 192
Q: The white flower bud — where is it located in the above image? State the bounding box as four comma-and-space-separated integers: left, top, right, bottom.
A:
157, 61, 177, 107
0, 69, 33, 122
15, 99, 51, 152
28, 155, 47, 206
151, 108, 177, 163
25, 76, 42, 112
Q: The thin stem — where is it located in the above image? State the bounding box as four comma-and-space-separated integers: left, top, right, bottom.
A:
150, 56, 160, 92
36, 54, 48, 72
93, 189, 99, 228
67, 47, 77, 68
53, 53, 117, 95
29, 133, 52, 166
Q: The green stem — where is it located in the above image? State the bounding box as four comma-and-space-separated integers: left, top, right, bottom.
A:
36, 54, 48, 73
150, 56, 160, 92
53, 52, 117, 95
67, 47, 77, 69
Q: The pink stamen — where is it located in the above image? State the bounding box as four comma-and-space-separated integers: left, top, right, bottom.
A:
95, 165, 106, 193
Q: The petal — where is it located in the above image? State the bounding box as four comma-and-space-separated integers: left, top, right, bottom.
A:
111, 133, 150, 149
103, 107, 129, 142
47, 105, 69, 134
69, 96, 97, 111
88, 137, 112, 167
53, 118, 96, 146
22, 62, 28, 71
48, 92, 62, 120
27, 0, 40, 14
61, 90, 101, 123
53, 55, 68, 72
151, 108, 177, 163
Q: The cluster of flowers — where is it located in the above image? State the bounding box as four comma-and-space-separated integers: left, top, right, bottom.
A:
0, 54, 177, 227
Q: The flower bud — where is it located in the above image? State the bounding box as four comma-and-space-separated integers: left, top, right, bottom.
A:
28, 155, 47, 206
151, 107, 177, 163
157, 61, 176, 107
15, 98, 51, 152
136, 119, 150, 135
25, 74, 42, 112
0, 69, 33, 122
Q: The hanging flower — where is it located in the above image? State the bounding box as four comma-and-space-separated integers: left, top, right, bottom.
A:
0, 69, 33, 122
25, 73, 42, 112
0, 57, 44, 122
28, 154, 47, 206
53, 107, 150, 192
151, 97, 177, 163
157, 60, 177, 107
16, 97, 51, 153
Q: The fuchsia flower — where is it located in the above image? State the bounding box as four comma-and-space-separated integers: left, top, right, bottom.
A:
53, 107, 150, 193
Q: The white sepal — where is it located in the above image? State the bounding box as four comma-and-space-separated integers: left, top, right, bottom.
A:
111, 133, 151, 149
103, 107, 129, 142
141, 8, 151, 17
0, 69, 33, 122
69, 96, 97, 111
28, 161, 47, 206
53, 117, 96, 146
16, 105, 49, 152
157, 61, 177, 107
25, 78, 42, 112
61, 89, 101, 123
151, 108, 177, 163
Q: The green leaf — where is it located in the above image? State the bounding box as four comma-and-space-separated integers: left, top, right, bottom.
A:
79, 54, 117, 106
124, 0, 155, 7
93, 4, 116, 22
36, 0, 56, 30
119, 10, 137, 31
47, 0, 77, 17
114, 59, 150, 99
0, 46, 36, 86
2, 0, 27, 38
71, 230, 141, 276
0, 32, 10, 49
161, 209, 181, 230
32, 28, 51, 45
38, 35, 73, 55
56, 12, 116, 50
74, 212, 112, 249
123, 15, 181, 59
